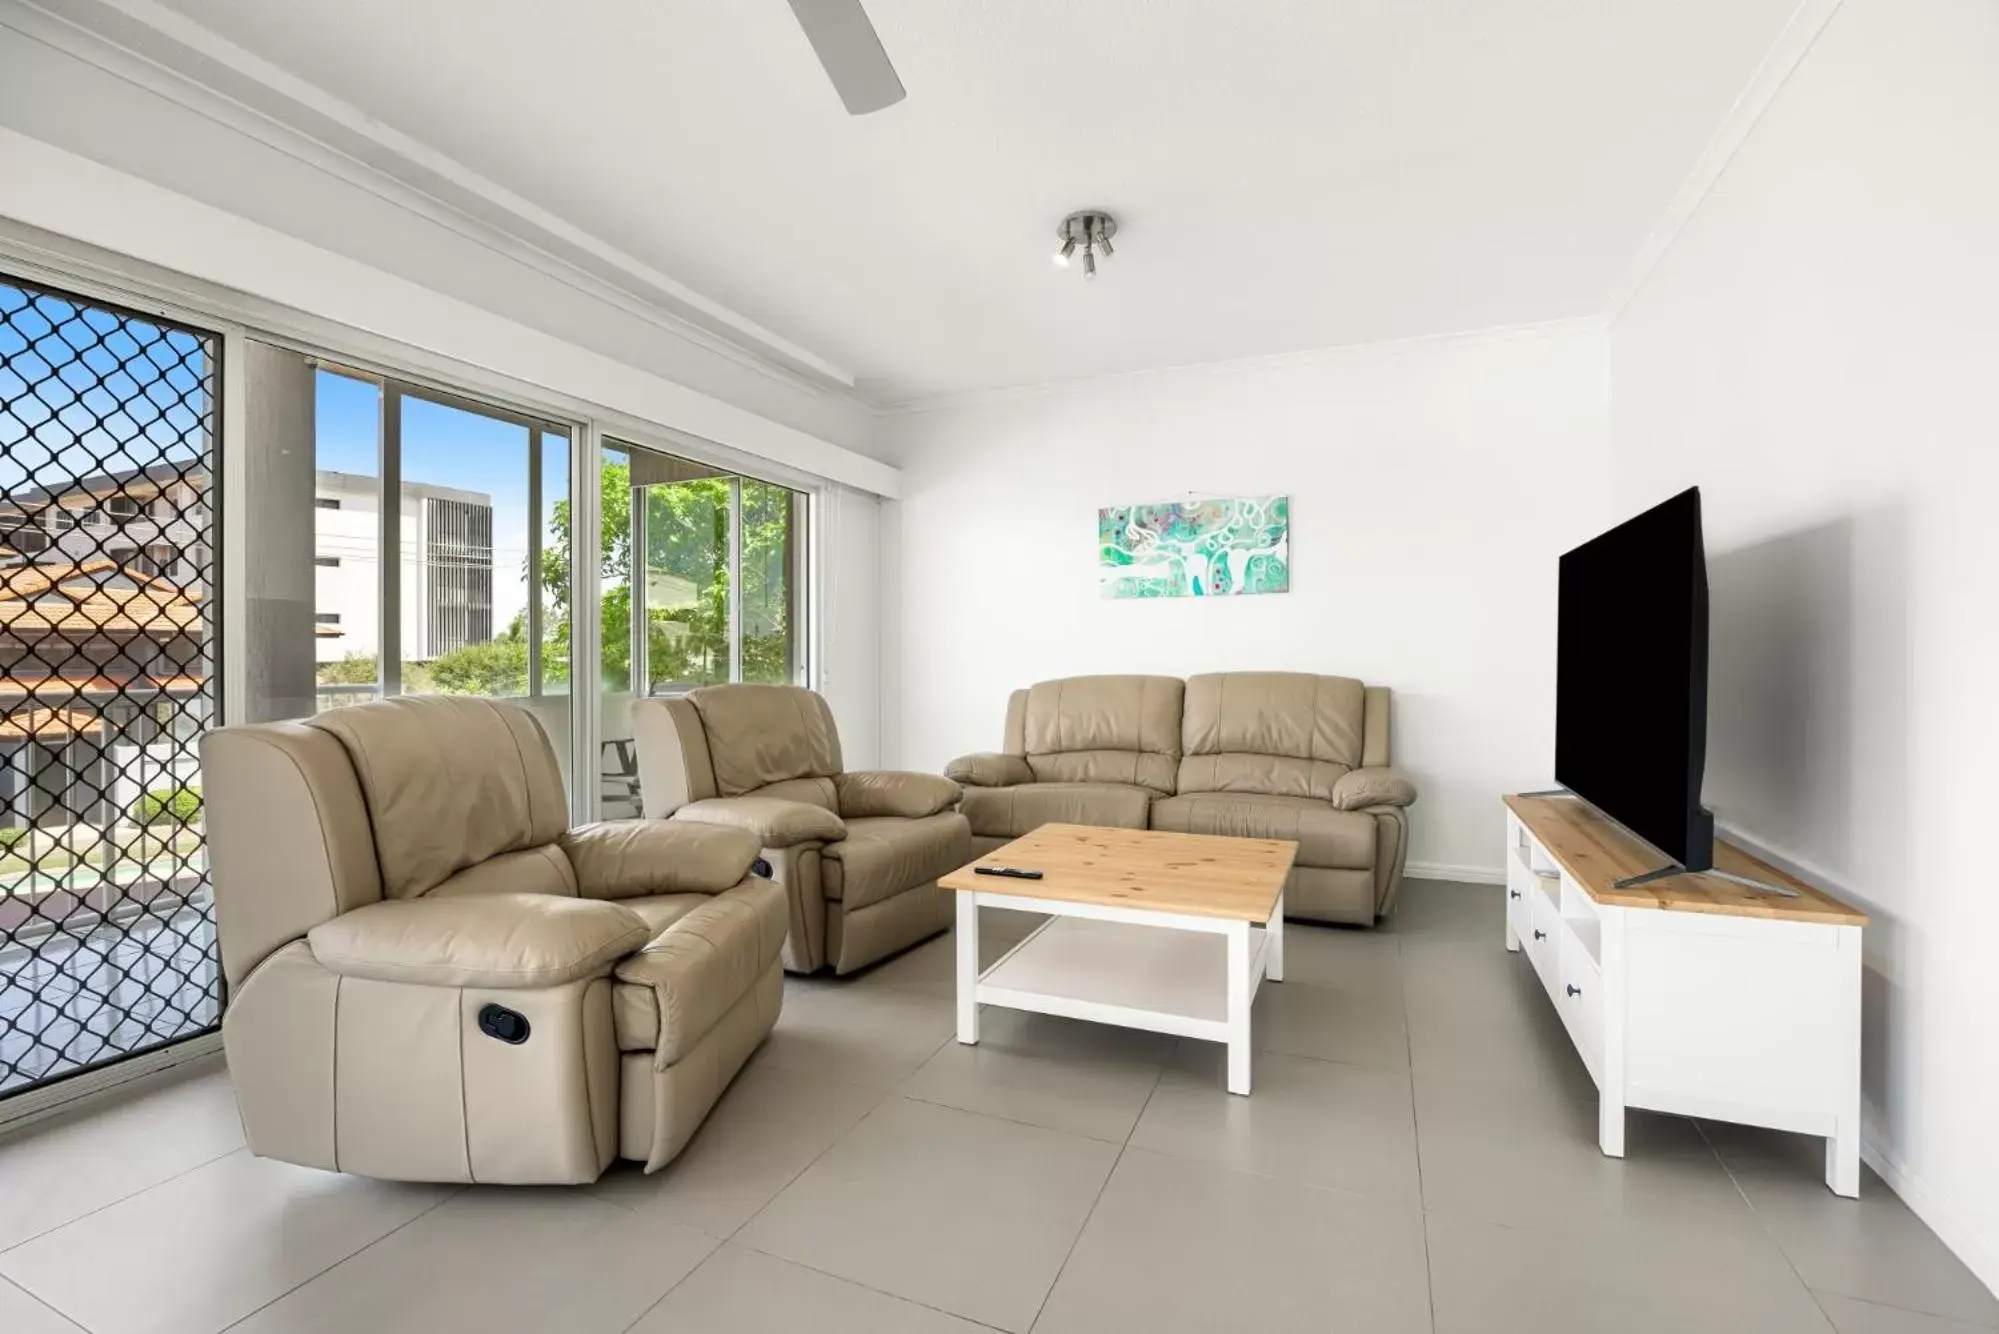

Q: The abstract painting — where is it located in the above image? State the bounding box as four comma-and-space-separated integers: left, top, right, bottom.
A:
1098, 495, 1290, 598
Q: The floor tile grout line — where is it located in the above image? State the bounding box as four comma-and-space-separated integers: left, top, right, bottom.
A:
1395, 933, 1440, 1333
1695, 1118, 1853, 1332
1694, 1121, 1999, 1331
894, 1089, 1138, 1147
0, 1270, 88, 1333
0, 1138, 246, 1258
614, 1229, 730, 1334
1809, 1289, 1999, 1331
718, 1071, 892, 1244
1024, 1139, 1128, 1334
216, 1184, 468, 1332
726, 1236, 1017, 1333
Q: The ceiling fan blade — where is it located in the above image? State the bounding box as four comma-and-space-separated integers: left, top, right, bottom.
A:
785, 0, 906, 115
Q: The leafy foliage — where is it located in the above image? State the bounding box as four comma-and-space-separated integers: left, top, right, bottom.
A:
316, 652, 379, 686
357, 459, 797, 700
131, 786, 202, 826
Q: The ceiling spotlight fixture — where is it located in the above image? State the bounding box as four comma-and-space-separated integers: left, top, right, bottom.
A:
1054, 210, 1118, 281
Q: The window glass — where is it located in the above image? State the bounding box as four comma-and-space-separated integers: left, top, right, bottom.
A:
312, 369, 382, 709
644, 475, 731, 693
740, 478, 805, 685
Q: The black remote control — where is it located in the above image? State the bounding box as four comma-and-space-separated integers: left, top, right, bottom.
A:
974, 865, 1043, 880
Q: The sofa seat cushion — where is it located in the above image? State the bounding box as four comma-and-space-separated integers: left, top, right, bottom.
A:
613, 878, 788, 1059
1148, 793, 1375, 869
821, 813, 971, 911
959, 782, 1152, 840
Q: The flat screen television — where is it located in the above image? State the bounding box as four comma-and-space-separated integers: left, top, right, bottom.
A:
1554, 486, 1715, 872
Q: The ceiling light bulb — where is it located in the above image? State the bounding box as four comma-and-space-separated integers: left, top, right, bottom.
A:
1055, 236, 1076, 268
1083, 246, 1097, 280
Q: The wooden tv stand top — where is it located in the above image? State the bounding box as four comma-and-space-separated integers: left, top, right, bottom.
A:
1504, 794, 1867, 926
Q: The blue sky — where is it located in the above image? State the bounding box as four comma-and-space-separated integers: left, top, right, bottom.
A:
0, 283, 209, 494
317, 369, 567, 628
2, 281, 566, 636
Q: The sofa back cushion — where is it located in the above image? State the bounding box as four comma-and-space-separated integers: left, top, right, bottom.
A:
1177, 672, 1366, 801
1011, 675, 1184, 796
201, 721, 386, 986
308, 696, 569, 900
689, 684, 844, 797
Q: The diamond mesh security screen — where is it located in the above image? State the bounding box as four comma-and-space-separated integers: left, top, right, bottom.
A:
0, 274, 221, 1097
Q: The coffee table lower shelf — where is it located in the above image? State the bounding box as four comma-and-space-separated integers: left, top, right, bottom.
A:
953, 892, 1283, 1095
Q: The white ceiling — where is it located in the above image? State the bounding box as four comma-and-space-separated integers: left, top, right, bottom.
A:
116, 1, 1800, 403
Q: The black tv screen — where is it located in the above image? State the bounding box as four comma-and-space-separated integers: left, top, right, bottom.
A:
1555, 486, 1715, 871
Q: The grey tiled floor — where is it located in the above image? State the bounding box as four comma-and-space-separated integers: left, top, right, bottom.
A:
0, 881, 1991, 1333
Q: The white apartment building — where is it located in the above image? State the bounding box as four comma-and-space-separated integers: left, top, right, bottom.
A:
312, 469, 495, 664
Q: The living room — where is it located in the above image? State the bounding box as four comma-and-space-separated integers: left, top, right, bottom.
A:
0, 2, 1994, 1332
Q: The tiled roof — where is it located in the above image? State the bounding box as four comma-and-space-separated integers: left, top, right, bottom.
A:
0, 675, 206, 702
0, 559, 205, 637
0, 706, 105, 741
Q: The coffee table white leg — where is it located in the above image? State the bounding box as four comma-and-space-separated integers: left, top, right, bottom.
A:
1266, 892, 1284, 983
955, 890, 979, 1045
1225, 919, 1252, 1095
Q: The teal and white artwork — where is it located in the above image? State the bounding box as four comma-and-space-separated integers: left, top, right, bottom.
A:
1098, 495, 1290, 599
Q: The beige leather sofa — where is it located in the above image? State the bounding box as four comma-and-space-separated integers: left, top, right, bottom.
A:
633, 685, 970, 974
946, 673, 1416, 925
202, 696, 786, 1185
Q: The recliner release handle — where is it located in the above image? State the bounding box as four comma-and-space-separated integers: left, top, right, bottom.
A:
477, 1003, 531, 1045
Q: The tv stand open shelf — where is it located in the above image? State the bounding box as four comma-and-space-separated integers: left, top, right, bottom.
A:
1503, 793, 1868, 1196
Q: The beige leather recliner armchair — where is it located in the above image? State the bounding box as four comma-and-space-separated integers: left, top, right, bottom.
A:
633, 685, 969, 974
948, 672, 1416, 925
202, 695, 786, 1185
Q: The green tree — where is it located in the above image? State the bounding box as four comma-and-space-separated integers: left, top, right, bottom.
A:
426, 458, 796, 697
316, 652, 379, 686
427, 621, 531, 696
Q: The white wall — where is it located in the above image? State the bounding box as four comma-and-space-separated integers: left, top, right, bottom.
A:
1608, 0, 1999, 1293
881, 322, 1612, 877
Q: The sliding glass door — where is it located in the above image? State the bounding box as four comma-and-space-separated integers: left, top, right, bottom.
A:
310, 366, 577, 786
596, 440, 807, 815
0, 273, 221, 1096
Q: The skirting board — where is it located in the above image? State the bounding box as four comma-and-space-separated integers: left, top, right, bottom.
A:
1406, 860, 1505, 886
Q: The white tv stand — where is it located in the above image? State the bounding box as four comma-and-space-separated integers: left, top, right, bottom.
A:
1503, 794, 1867, 1196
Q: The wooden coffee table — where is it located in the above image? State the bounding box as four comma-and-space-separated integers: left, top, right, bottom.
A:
940, 823, 1297, 1095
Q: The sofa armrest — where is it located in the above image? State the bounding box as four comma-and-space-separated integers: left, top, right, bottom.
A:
834, 770, 962, 819
944, 752, 1034, 788
615, 877, 788, 1070
672, 795, 846, 847
306, 893, 650, 989
559, 820, 760, 899
1332, 767, 1418, 811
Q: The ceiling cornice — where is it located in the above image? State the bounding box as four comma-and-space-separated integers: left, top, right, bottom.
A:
876, 314, 1612, 417
2, 0, 868, 401
1605, 0, 1845, 321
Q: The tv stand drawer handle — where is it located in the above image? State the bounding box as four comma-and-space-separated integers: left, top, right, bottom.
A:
1509, 890, 1522, 900
1565, 984, 1582, 998
1532, 929, 1546, 941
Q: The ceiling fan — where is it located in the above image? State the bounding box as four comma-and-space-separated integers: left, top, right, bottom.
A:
785, 0, 906, 115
